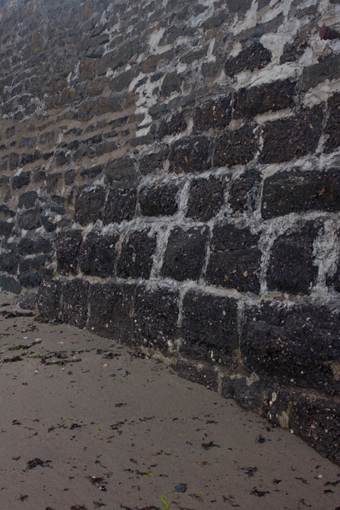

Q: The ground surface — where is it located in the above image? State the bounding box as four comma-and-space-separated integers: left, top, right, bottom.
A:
0, 292, 339, 510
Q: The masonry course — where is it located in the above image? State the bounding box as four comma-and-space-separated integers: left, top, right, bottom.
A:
1, 0, 340, 464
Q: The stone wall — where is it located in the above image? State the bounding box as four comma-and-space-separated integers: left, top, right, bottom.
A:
1, 0, 340, 463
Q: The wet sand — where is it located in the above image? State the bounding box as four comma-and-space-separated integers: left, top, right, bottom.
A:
0, 292, 339, 510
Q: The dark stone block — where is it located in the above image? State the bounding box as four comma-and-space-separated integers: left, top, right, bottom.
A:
103, 188, 136, 225
0, 275, 21, 294
0, 205, 15, 218
267, 222, 319, 295
110, 69, 134, 92
325, 93, 340, 153
30, 255, 47, 271
46, 173, 62, 192
134, 285, 179, 350
280, 37, 309, 65
260, 106, 323, 164
222, 376, 269, 411
181, 291, 238, 365
56, 229, 83, 275
19, 136, 37, 149
88, 282, 135, 343
139, 182, 179, 217
20, 151, 41, 166
161, 226, 209, 282
214, 125, 257, 168
62, 279, 89, 329
186, 176, 225, 222
139, 148, 169, 175
234, 79, 296, 118
80, 164, 103, 180
17, 208, 42, 230
0, 221, 14, 237
302, 54, 340, 92
12, 171, 31, 190
149, 103, 168, 120
241, 302, 340, 395
172, 362, 218, 391
262, 168, 340, 219
225, 42, 271, 78
0, 252, 18, 274
34, 238, 52, 254
65, 169, 77, 185
226, 0, 252, 12
170, 136, 212, 173
105, 157, 138, 188
79, 232, 118, 278
18, 191, 38, 209
18, 272, 42, 288
161, 72, 182, 97
117, 230, 157, 279
9, 152, 19, 170
228, 169, 262, 213
37, 280, 61, 319
75, 187, 106, 226
157, 112, 187, 139
193, 96, 232, 132
206, 223, 261, 293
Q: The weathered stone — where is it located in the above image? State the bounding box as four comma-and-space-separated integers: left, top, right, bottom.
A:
46, 173, 62, 192
88, 282, 135, 343
80, 164, 103, 180
12, 171, 31, 190
280, 37, 309, 65
117, 230, 157, 279
79, 232, 118, 278
139, 182, 179, 217
186, 176, 225, 222
18, 191, 38, 209
74, 187, 105, 226
139, 148, 169, 175
241, 301, 340, 395
225, 42, 271, 77
206, 223, 261, 293
267, 222, 319, 295
20, 151, 41, 166
17, 207, 42, 230
260, 106, 323, 164
65, 169, 76, 185
228, 169, 261, 213
170, 136, 212, 173
37, 280, 61, 319
181, 291, 238, 365
262, 168, 340, 219
302, 54, 340, 92
105, 157, 138, 188
9, 152, 19, 170
134, 285, 179, 350
0, 221, 14, 237
19, 136, 37, 149
0, 275, 21, 294
161, 72, 182, 97
103, 188, 136, 224
172, 362, 218, 391
214, 125, 257, 168
324, 93, 340, 153
0, 252, 18, 274
193, 96, 232, 132
234, 79, 296, 118
161, 226, 209, 281
18, 272, 42, 288
62, 279, 89, 329
157, 112, 187, 139
56, 229, 83, 275
226, 0, 252, 12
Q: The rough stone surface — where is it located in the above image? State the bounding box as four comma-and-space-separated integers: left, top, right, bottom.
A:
134, 285, 179, 350
207, 224, 261, 293
161, 227, 209, 282
117, 230, 157, 280
1, 0, 340, 464
267, 222, 319, 295
88, 283, 135, 343
181, 291, 238, 365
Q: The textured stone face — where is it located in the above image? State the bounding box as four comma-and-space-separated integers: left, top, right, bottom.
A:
161, 226, 209, 282
2, 0, 340, 464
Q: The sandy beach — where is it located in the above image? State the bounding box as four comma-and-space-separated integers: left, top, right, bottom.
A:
0, 291, 339, 510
